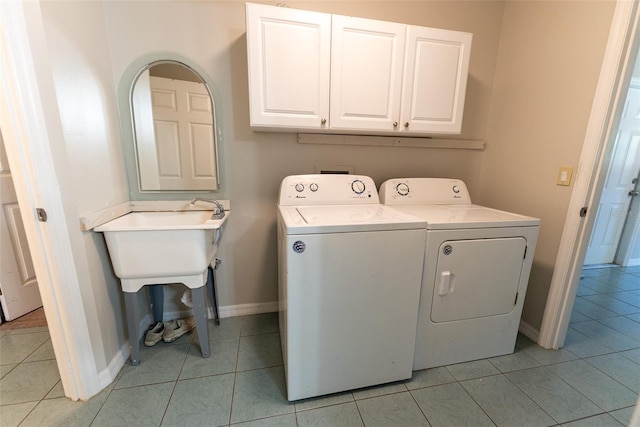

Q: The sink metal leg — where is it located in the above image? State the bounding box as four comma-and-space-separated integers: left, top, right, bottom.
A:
207, 260, 220, 325
123, 291, 141, 366
149, 285, 164, 323
191, 286, 210, 358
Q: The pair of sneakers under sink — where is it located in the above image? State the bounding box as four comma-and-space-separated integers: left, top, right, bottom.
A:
144, 317, 196, 346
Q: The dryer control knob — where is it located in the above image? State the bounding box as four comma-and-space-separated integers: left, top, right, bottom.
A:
396, 182, 410, 196
310, 183, 319, 192
452, 185, 460, 194
295, 183, 304, 192
351, 179, 366, 194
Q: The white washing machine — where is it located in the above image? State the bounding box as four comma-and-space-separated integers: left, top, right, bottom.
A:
277, 174, 427, 401
380, 178, 540, 370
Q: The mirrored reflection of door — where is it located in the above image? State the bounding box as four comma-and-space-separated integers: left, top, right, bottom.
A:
585, 80, 640, 265
132, 69, 217, 192
0, 130, 42, 321
150, 76, 217, 190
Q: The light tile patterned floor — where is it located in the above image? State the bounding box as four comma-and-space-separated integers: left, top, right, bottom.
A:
1, 266, 639, 426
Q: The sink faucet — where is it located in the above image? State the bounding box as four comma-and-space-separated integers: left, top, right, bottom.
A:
190, 198, 226, 219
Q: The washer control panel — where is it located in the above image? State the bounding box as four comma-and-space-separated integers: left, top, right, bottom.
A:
279, 174, 379, 206
379, 178, 472, 205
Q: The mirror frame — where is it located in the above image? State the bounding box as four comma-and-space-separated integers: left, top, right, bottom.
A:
118, 53, 223, 200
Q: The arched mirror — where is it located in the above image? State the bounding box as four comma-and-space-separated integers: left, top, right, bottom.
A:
130, 60, 219, 191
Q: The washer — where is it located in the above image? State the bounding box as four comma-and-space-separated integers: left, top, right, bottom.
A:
277, 174, 427, 401
380, 178, 540, 370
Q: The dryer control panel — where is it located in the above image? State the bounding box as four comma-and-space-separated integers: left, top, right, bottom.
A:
279, 174, 379, 206
379, 178, 472, 205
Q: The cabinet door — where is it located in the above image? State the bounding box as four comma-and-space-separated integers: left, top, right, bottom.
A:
401, 26, 472, 134
246, 3, 330, 130
330, 15, 405, 132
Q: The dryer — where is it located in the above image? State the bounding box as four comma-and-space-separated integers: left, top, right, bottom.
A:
277, 174, 427, 401
380, 178, 540, 370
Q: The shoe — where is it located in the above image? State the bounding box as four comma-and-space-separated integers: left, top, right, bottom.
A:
144, 321, 165, 346
162, 317, 196, 343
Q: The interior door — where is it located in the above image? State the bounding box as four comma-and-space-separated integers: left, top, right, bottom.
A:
150, 76, 217, 191
0, 130, 42, 321
585, 83, 640, 265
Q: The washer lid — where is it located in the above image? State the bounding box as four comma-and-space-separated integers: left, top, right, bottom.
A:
279, 204, 427, 234
395, 204, 540, 229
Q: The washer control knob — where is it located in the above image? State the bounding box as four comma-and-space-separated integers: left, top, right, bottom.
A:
310, 183, 319, 192
396, 182, 410, 196
452, 185, 460, 194
295, 183, 304, 192
351, 179, 366, 194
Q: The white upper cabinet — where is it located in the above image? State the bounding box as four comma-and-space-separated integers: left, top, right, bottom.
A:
330, 15, 405, 132
246, 3, 331, 130
245, 3, 472, 135
401, 26, 472, 134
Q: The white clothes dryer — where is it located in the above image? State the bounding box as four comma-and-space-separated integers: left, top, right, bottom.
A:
380, 178, 540, 370
277, 174, 427, 401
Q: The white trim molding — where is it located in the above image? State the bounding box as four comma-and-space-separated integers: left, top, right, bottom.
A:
219, 301, 279, 318
518, 320, 540, 343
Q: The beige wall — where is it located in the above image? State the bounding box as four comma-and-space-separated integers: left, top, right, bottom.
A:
478, 1, 616, 330
102, 0, 506, 311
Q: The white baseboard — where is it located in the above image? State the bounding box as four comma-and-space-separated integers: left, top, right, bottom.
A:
98, 342, 128, 390
518, 320, 540, 343
160, 301, 279, 323
219, 301, 279, 318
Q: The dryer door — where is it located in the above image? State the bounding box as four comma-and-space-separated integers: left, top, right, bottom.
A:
431, 237, 527, 323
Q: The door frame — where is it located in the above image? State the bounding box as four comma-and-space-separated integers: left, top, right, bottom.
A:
0, 1, 100, 400
539, 0, 640, 349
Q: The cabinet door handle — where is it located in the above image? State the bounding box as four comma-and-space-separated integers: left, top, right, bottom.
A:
404, 122, 409, 128
630, 190, 640, 197
321, 118, 327, 125
393, 121, 398, 128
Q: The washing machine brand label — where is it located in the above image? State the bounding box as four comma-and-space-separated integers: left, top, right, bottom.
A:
293, 241, 306, 253
442, 245, 453, 255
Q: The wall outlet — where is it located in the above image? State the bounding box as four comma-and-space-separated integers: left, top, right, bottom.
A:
557, 166, 573, 186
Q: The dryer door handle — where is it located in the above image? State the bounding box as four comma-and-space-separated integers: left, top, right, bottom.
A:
438, 271, 454, 296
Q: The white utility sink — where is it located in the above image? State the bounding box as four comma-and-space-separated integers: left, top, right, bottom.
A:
95, 209, 228, 365
95, 211, 228, 292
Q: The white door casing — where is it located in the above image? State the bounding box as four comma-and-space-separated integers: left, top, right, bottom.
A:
0, 131, 42, 320
584, 80, 640, 265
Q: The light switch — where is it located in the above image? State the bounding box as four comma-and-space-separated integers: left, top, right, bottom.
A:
557, 166, 573, 186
